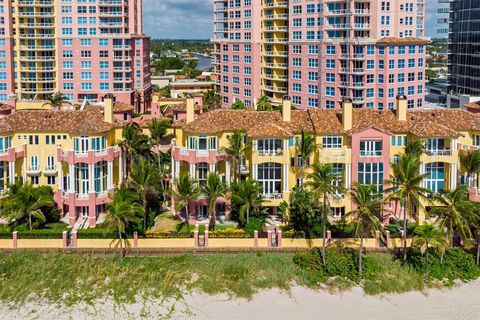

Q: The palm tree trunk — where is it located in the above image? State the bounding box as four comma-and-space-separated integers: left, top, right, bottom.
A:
476, 231, 480, 266
359, 224, 364, 279
246, 207, 250, 225
158, 152, 166, 204
322, 194, 327, 266
425, 242, 429, 280
301, 164, 305, 189
209, 200, 216, 231
28, 213, 32, 231
403, 197, 408, 262
237, 158, 241, 183
118, 229, 123, 263
185, 204, 190, 234
143, 198, 148, 233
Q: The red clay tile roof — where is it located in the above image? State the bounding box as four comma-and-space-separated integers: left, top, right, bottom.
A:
181, 108, 480, 138
465, 102, 480, 109
0, 104, 14, 111
0, 109, 117, 134
113, 102, 135, 113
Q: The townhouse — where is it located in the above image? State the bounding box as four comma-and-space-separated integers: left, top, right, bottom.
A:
171, 96, 480, 222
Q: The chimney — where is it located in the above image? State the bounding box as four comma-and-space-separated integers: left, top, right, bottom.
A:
186, 98, 195, 124
282, 96, 291, 122
396, 94, 407, 121
103, 93, 115, 124
342, 98, 353, 131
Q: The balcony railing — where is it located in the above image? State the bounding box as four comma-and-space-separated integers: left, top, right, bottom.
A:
263, 193, 283, 200
360, 150, 382, 157
258, 150, 283, 157
425, 149, 452, 156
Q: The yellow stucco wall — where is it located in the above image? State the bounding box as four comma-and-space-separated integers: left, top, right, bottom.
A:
0, 239, 12, 248
137, 239, 194, 248
17, 239, 63, 248
208, 238, 255, 248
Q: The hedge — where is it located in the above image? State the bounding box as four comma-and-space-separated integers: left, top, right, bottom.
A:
145, 230, 192, 238
0, 230, 66, 239
76, 228, 117, 239
208, 228, 250, 238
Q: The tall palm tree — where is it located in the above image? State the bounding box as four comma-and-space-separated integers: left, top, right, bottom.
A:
305, 163, 344, 265
202, 173, 228, 230
104, 187, 143, 262
148, 118, 173, 196
230, 179, 263, 226
203, 89, 221, 111
296, 130, 317, 187
404, 140, 425, 158
413, 223, 448, 279
128, 157, 160, 233
256, 96, 273, 111
345, 183, 383, 279
42, 92, 72, 109
460, 150, 480, 188
3, 183, 54, 230
385, 153, 429, 262
170, 173, 201, 234
119, 123, 150, 176
223, 130, 250, 183
431, 186, 476, 247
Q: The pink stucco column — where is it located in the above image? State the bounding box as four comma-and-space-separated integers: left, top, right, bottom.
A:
254, 230, 258, 248
62, 231, 68, 249
385, 230, 392, 248
277, 230, 282, 248
204, 230, 209, 248
267, 230, 272, 248
12, 231, 18, 249
194, 230, 199, 248
68, 205, 76, 227
326, 230, 332, 245
133, 231, 138, 248
71, 232, 78, 248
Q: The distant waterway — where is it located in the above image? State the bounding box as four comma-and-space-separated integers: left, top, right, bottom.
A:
194, 54, 213, 70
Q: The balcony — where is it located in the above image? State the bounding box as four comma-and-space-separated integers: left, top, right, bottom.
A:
258, 150, 283, 157
425, 149, 452, 156
360, 150, 382, 157
173, 146, 227, 164
265, 2, 288, 9
264, 85, 287, 93
44, 165, 57, 175
57, 146, 121, 165
26, 166, 41, 175
264, 63, 288, 69
263, 193, 283, 200
318, 148, 351, 163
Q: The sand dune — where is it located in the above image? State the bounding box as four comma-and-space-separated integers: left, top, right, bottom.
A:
1, 281, 480, 320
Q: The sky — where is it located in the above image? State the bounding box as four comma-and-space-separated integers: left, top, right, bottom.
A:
143, 0, 441, 39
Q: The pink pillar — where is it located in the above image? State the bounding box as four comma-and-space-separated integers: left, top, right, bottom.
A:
385, 230, 391, 248
62, 231, 68, 249
326, 230, 332, 245
204, 230, 209, 248
267, 230, 272, 248
194, 230, 199, 248
277, 230, 282, 248
72, 232, 78, 248
133, 231, 138, 248
12, 231, 18, 249
254, 230, 258, 248
68, 206, 76, 227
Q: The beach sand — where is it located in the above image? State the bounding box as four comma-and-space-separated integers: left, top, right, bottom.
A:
1, 281, 480, 320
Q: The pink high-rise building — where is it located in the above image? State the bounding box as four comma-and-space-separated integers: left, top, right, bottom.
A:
0, 0, 151, 112
213, 0, 428, 110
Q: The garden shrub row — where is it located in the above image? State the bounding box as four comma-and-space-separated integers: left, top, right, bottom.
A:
0, 229, 66, 239
76, 228, 117, 239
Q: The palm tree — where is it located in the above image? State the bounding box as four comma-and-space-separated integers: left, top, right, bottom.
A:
202, 173, 228, 230
4, 184, 54, 230
170, 173, 201, 234
385, 153, 429, 262
345, 183, 383, 279
431, 186, 476, 247
230, 179, 263, 226
296, 130, 317, 187
119, 123, 150, 176
42, 92, 72, 109
288, 186, 320, 246
306, 163, 345, 265
231, 100, 245, 110
404, 140, 425, 158
128, 157, 160, 233
148, 118, 173, 197
223, 130, 250, 183
103, 187, 143, 262
203, 89, 221, 111
413, 223, 448, 279
256, 96, 273, 111
460, 150, 480, 188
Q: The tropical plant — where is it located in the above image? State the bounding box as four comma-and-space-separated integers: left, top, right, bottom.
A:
413, 223, 448, 278
230, 179, 264, 226
170, 173, 201, 234
156, 86, 171, 98
41, 92, 72, 109
133, 89, 143, 113
119, 123, 151, 176
148, 118, 173, 198
1, 183, 54, 230
288, 186, 320, 245
385, 153, 429, 262
256, 96, 273, 111
295, 130, 317, 186
306, 163, 345, 265
202, 173, 228, 230
231, 100, 245, 110
345, 183, 384, 279
431, 186, 476, 247
128, 157, 161, 233
460, 150, 480, 188
203, 89, 221, 111
404, 140, 425, 158
103, 187, 143, 262
222, 130, 250, 183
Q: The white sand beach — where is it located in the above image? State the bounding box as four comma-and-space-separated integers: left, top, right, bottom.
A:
1, 281, 480, 320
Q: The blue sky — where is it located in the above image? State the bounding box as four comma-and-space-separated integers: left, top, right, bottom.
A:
144, 0, 441, 39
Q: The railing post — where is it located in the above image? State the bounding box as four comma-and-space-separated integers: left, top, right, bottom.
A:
267, 230, 272, 248
12, 231, 18, 249
254, 230, 258, 248
277, 230, 282, 248
385, 230, 391, 248
62, 231, 68, 249
326, 230, 332, 245
194, 230, 199, 248
133, 231, 138, 248
72, 231, 77, 249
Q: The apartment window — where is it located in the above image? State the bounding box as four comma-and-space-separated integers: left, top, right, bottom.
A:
257, 163, 282, 196
360, 140, 382, 157
258, 139, 282, 156
425, 163, 444, 194
358, 163, 384, 193
322, 136, 342, 148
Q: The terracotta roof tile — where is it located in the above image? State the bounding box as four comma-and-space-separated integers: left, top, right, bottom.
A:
0, 110, 116, 134
113, 102, 135, 113
247, 122, 292, 138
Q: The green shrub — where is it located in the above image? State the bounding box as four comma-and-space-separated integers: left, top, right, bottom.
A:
145, 230, 192, 238
209, 228, 249, 238
77, 228, 117, 239
244, 217, 264, 237
292, 250, 325, 286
